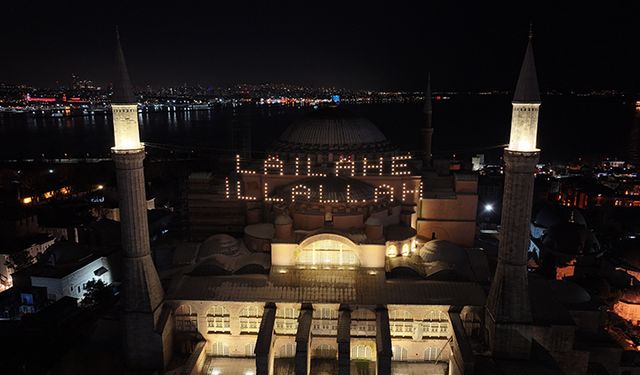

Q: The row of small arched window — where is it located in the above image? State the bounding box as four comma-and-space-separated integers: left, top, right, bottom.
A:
210, 342, 442, 361
175, 304, 263, 318
176, 304, 450, 333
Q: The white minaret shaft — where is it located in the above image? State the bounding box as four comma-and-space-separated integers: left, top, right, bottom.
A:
486, 32, 541, 359
111, 30, 166, 370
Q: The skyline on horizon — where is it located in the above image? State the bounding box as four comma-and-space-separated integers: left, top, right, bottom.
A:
0, 1, 638, 92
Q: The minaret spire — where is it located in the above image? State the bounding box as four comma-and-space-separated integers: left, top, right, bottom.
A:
513, 28, 540, 104
113, 26, 135, 104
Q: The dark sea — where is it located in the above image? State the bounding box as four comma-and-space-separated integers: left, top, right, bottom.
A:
2, 95, 638, 163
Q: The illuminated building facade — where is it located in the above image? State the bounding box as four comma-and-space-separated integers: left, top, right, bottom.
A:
112, 29, 614, 375
171, 96, 484, 374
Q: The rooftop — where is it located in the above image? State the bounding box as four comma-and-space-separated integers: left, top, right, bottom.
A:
167, 268, 486, 306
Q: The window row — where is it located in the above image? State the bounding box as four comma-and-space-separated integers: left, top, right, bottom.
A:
392, 346, 442, 361
175, 304, 264, 318
388, 310, 448, 322
275, 318, 298, 334
211, 342, 256, 357
211, 341, 442, 362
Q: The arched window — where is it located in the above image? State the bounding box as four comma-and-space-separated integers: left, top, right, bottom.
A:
212, 342, 230, 357
389, 310, 413, 337
278, 343, 297, 358
389, 310, 412, 320
312, 307, 338, 335
175, 304, 197, 332
276, 306, 299, 334
351, 309, 375, 320
240, 305, 262, 318
245, 343, 256, 357
296, 237, 359, 266
314, 344, 337, 359
424, 347, 441, 361
277, 306, 299, 319
387, 244, 398, 257
351, 309, 376, 336
314, 307, 338, 320
240, 305, 263, 333
401, 243, 410, 256
392, 345, 408, 361
426, 310, 448, 321
351, 344, 373, 360
206, 305, 230, 333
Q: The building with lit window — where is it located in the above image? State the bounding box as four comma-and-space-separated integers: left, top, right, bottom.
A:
171, 98, 488, 375
107, 30, 628, 375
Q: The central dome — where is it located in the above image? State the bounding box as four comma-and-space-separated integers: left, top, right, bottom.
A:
271, 106, 394, 154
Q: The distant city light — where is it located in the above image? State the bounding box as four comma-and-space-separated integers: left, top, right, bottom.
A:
484, 203, 494, 212
97, 184, 104, 190
48, 169, 54, 174
22, 197, 33, 204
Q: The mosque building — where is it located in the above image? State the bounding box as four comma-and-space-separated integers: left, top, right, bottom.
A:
107, 29, 628, 375
172, 78, 484, 374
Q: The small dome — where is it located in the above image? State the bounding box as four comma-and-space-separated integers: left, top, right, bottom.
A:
190, 260, 232, 276
272, 106, 392, 154
542, 222, 602, 256
275, 214, 293, 225
233, 252, 271, 274
548, 280, 592, 305
244, 223, 275, 240
419, 240, 473, 281
620, 288, 640, 305
419, 240, 466, 263
619, 241, 640, 271
200, 234, 240, 258
534, 205, 587, 229
387, 255, 426, 279
365, 217, 382, 226
385, 224, 417, 241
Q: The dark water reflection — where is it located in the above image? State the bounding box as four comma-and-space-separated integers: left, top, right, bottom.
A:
1, 95, 635, 163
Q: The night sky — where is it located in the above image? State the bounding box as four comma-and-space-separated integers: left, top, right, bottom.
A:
0, 1, 638, 91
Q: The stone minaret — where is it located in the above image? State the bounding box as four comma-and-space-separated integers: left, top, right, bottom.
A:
111, 30, 167, 370
421, 73, 434, 166
485, 30, 540, 358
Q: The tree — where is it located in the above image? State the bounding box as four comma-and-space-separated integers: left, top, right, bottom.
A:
80, 279, 113, 309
